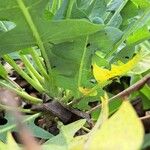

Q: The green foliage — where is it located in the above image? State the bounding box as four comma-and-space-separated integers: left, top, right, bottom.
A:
43, 119, 86, 150
0, 113, 52, 142
0, 0, 150, 149
0, 96, 144, 150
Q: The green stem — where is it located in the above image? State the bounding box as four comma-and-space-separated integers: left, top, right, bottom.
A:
107, 0, 128, 26
66, 0, 75, 18
20, 54, 44, 83
27, 68, 41, 84
16, 0, 51, 71
6, 77, 22, 90
51, 0, 58, 13
77, 36, 88, 97
58, 0, 62, 8
0, 103, 34, 113
82, 126, 90, 132
30, 48, 49, 79
0, 80, 42, 104
3, 55, 45, 93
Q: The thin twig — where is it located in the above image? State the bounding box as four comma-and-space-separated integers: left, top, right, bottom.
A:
140, 115, 150, 121
87, 74, 150, 114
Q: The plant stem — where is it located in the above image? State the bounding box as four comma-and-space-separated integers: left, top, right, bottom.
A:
82, 126, 91, 132
0, 103, 34, 113
30, 48, 49, 79
27, 68, 39, 82
6, 77, 22, 90
77, 36, 88, 97
3, 55, 45, 93
66, 0, 75, 18
51, 0, 58, 13
107, 0, 128, 26
16, 0, 51, 71
20, 54, 44, 83
0, 80, 43, 104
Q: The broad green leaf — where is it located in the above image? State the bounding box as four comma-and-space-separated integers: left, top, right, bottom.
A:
52, 26, 122, 97
126, 26, 150, 47
0, 113, 52, 142
43, 119, 86, 150
76, 0, 108, 21
107, 0, 128, 27
93, 54, 140, 84
92, 51, 109, 67
89, 27, 123, 54
49, 36, 93, 97
107, 4, 150, 59
111, 45, 136, 63
120, 0, 138, 28
85, 100, 144, 150
0, 0, 103, 55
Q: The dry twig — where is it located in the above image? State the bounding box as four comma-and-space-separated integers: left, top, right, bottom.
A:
87, 74, 150, 114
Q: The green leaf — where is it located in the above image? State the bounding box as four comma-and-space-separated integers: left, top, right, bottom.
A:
120, 0, 138, 28
89, 26, 123, 54
85, 100, 144, 150
0, 0, 103, 56
76, 0, 108, 22
0, 113, 52, 142
142, 134, 150, 149
106, 5, 150, 59
126, 26, 150, 47
49, 36, 92, 96
25, 117, 53, 140
43, 119, 86, 150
